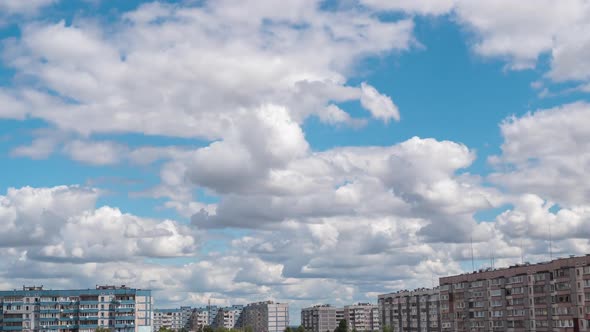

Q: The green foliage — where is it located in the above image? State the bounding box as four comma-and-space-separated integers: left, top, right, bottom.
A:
284, 327, 293, 332
382, 326, 393, 332
203, 326, 214, 332
295, 326, 305, 332
95, 328, 110, 332
334, 319, 348, 332
244, 327, 254, 332
158, 328, 174, 332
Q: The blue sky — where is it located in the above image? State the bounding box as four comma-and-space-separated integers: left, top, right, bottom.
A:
1, 0, 590, 324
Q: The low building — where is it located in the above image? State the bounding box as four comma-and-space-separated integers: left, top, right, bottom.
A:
240, 301, 289, 332
301, 305, 341, 332
0, 285, 153, 332
344, 303, 379, 331
378, 287, 441, 332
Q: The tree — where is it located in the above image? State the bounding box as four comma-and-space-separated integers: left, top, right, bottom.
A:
334, 319, 347, 332
284, 327, 293, 332
295, 326, 305, 332
95, 328, 110, 332
382, 326, 393, 332
203, 326, 214, 332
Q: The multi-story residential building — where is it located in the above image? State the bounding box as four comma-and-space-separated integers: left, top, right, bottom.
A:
188, 309, 208, 331
153, 306, 193, 331
179, 307, 192, 330
153, 309, 183, 331
205, 306, 218, 326
344, 303, 380, 331
336, 308, 344, 325
239, 301, 289, 332
378, 288, 441, 332
211, 305, 243, 329
301, 305, 342, 332
439, 255, 590, 332
0, 285, 153, 332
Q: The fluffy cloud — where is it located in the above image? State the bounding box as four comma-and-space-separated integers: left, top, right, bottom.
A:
0, 185, 199, 262
489, 102, 590, 205
0, 0, 56, 15
360, 83, 400, 123
360, 0, 457, 15
2, 1, 412, 140
365, 0, 590, 86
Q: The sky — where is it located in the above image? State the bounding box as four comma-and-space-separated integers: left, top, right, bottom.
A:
1, 0, 590, 325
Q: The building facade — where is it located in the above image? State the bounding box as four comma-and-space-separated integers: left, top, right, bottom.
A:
240, 301, 289, 332
301, 305, 341, 332
188, 309, 208, 331
378, 288, 441, 332
153, 309, 183, 331
344, 303, 380, 331
153, 307, 192, 332
439, 255, 590, 332
212, 306, 243, 329
0, 285, 153, 332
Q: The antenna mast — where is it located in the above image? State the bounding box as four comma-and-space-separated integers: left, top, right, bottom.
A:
548, 221, 553, 260
470, 236, 475, 271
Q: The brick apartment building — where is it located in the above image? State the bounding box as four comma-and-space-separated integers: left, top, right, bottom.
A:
378, 287, 441, 332
439, 255, 590, 332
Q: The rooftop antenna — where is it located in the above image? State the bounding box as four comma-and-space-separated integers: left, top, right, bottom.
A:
548, 221, 553, 261
470, 236, 475, 272
520, 237, 524, 264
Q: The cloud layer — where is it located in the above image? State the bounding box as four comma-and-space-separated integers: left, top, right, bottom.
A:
1, 0, 590, 323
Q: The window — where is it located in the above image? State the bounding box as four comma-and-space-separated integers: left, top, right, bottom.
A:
491, 300, 503, 307
471, 291, 484, 298
511, 287, 525, 295
508, 276, 524, 284
534, 273, 546, 281
490, 289, 502, 297
534, 296, 547, 304
584, 266, 590, 274
584, 280, 590, 287
556, 282, 570, 290
471, 281, 483, 288
555, 269, 570, 278
491, 311, 503, 317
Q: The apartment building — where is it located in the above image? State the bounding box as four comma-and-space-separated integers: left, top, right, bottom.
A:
378, 288, 441, 332
188, 309, 208, 331
439, 255, 590, 332
344, 303, 380, 331
0, 285, 153, 332
153, 309, 183, 331
179, 307, 192, 330
239, 301, 289, 332
153, 306, 193, 331
211, 305, 243, 329
301, 305, 342, 332
336, 308, 344, 325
